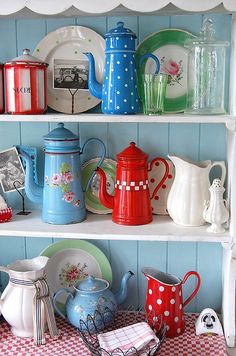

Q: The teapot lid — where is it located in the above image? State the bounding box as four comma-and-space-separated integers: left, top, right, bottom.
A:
117, 142, 148, 161
44, 123, 78, 141
105, 21, 136, 38
5, 48, 48, 66
77, 276, 109, 292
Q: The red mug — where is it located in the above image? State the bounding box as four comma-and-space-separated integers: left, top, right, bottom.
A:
142, 267, 201, 338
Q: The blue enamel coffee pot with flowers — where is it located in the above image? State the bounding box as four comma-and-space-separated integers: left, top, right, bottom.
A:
85, 21, 139, 114
22, 123, 105, 225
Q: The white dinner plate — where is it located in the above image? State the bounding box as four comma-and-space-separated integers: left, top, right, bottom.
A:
33, 25, 105, 113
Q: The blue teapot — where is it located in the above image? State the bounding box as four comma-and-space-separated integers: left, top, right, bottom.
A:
85, 21, 139, 115
22, 123, 105, 225
53, 271, 134, 331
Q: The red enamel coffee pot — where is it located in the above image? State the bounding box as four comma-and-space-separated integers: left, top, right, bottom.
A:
96, 142, 169, 225
142, 267, 201, 338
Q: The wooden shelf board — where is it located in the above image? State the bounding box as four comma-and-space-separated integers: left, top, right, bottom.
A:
0, 113, 233, 124
0, 210, 231, 242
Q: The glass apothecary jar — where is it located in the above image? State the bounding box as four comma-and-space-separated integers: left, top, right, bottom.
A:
185, 19, 229, 115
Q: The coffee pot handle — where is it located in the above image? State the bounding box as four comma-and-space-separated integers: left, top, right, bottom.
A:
182, 271, 201, 308
139, 53, 161, 74
81, 138, 106, 192
148, 157, 170, 200
53, 288, 74, 319
210, 161, 226, 185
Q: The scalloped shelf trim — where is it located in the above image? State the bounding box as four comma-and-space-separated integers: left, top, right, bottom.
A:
0, 0, 235, 16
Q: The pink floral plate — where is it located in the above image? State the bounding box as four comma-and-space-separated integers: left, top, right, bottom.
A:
40, 240, 112, 306
148, 158, 175, 215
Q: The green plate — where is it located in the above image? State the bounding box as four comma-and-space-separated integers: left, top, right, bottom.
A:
136, 29, 196, 113
40, 239, 112, 284
40, 239, 112, 312
82, 158, 117, 214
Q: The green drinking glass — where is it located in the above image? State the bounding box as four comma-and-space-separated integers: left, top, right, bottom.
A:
141, 74, 168, 115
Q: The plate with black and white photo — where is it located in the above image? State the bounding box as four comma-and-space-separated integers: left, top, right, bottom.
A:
33, 26, 105, 114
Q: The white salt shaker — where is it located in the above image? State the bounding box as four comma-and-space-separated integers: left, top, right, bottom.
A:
203, 178, 229, 233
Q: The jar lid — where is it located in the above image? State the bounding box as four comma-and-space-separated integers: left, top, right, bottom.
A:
5, 48, 48, 66
185, 18, 229, 48
77, 276, 109, 292
105, 21, 136, 38
117, 142, 148, 161
44, 123, 78, 141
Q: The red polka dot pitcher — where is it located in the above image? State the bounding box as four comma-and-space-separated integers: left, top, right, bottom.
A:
142, 267, 201, 338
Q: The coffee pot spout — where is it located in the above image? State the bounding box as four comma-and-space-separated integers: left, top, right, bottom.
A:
96, 167, 114, 209
84, 52, 102, 99
115, 271, 134, 305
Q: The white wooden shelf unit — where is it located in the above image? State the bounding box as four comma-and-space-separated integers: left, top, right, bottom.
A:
0, 113, 234, 124
0, 0, 236, 349
0, 211, 232, 242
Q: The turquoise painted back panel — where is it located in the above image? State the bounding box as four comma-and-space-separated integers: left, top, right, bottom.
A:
0, 14, 230, 313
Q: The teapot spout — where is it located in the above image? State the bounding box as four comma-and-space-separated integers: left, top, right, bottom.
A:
96, 167, 114, 209
84, 52, 102, 99
115, 271, 134, 305
20, 152, 43, 204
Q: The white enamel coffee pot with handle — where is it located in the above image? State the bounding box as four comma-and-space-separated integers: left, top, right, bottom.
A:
167, 155, 226, 226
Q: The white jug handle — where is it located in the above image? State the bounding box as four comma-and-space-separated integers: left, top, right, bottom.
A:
210, 161, 226, 185
0, 266, 10, 275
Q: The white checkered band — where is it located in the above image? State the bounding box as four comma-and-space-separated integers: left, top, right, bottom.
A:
115, 180, 149, 191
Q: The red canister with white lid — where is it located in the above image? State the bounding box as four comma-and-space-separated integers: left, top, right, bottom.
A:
0, 63, 4, 113
4, 49, 48, 114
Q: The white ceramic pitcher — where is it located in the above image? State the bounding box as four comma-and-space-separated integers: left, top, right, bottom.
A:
167, 155, 226, 226
0, 256, 49, 337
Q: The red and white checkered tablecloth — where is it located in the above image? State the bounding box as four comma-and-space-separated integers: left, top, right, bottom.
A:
0, 313, 228, 355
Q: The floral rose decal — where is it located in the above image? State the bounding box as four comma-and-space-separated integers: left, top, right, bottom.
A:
63, 172, 73, 184
63, 191, 75, 203
45, 162, 80, 207
162, 60, 180, 75
59, 262, 88, 287
161, 57, 183, 86
52, 173, 62, 185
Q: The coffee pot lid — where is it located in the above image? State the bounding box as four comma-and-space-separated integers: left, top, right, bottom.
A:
105, 21, 136, 38
117, 142, 148, 161
6, 48, 48, 66
77, 276, 109, 292
44, 123, 78, 141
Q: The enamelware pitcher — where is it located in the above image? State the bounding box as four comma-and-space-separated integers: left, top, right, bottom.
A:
167, 155, 226, 226
142, 267, 201, 338
0, 256, 58, 343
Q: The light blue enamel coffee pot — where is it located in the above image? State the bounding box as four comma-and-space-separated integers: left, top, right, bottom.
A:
84, 21, 139, 115
22, 123, 105, 225
53, 272, 134, 331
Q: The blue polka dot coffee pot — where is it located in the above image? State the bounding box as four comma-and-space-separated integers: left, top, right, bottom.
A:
85, 22, 139, 114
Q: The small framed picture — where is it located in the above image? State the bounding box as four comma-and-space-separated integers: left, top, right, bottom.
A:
53, 59, 89, 90
0, 147, 25, 193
